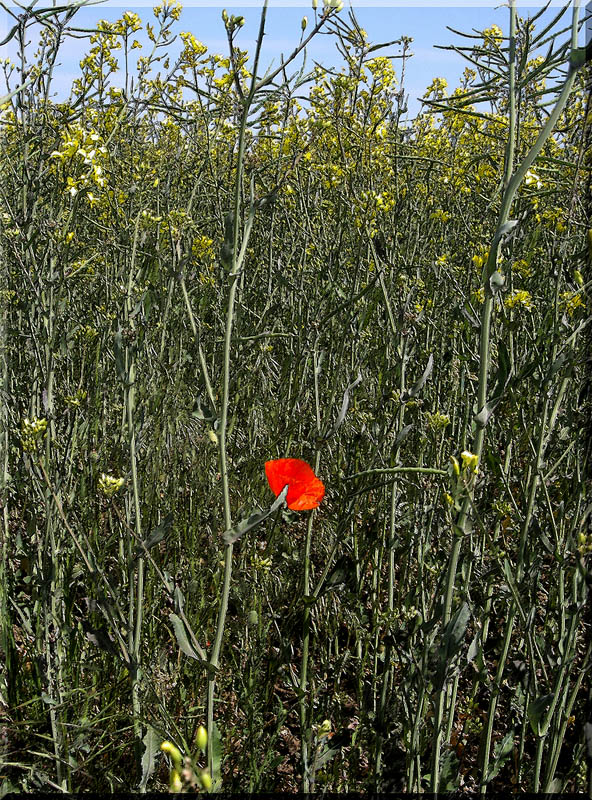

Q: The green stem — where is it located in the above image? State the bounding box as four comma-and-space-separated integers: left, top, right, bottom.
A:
205, 7, 266, 780
432, 1, 584, 790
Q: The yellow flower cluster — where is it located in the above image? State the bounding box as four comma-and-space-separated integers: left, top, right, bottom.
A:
20, 417, 48, 453
98, 473, 125, 497
505, 290, 533, 310
482, 24, 503, 47
430, 209, 451, 223
578, 532, 592, 555
560, 291, 585, 316
512, 259, 532, 279
64, 389, 87, 408
426, 411, 450, 432
51, 127, 108, 196
251, 554, 272, 573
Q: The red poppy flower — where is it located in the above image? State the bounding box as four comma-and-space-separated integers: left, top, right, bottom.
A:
265, 458, 325, 511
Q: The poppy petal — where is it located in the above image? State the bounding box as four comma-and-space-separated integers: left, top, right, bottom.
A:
265, 458, 325, 511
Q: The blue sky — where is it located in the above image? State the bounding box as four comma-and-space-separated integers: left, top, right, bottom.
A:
1, 2, 589, 116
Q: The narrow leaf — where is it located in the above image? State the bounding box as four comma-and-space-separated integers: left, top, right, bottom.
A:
135, 513, 173, 558
211, 722, 222, 789
407, 354, 434, 399
394, 423, 413, 450
323, 373, 362, 440
442, 602, 470, 660
169, 613, 200, 660
492, 219, 518, 246
527, 695, 553, 735
113, 330, 127, 382
223, 485, 288, 545
192, 396, 217, 423
139, 724, 160, 791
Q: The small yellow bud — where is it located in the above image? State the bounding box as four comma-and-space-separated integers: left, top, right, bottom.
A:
200, 769, 212, 791
301, 15, 308, 30
170, 771, 183, 793
196, 725, 208, 753
574, 269, 584, 287
161, 741, 183, 771
450, 456, 460, 476
318, 719, 332, 736
208, 428, 218, 445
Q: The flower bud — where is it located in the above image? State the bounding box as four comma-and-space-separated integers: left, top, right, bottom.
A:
200, 769, 212, 791
247, 609, 258, 626
196, 725, 208, 753
170, 772, 183, 793
161, 741, 183, 772
301, 15, 308, 30
574, 269, 584, 287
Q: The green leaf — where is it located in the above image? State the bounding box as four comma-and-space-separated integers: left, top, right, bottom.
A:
475, 341, 513, 427
407, 353, 434, 399
113, 330, 127, 382
485, 730, 514, 783
169, 613, 208, 665
313, 743, 340, 769
0, 75, 35, 105
41, 693, 57, 705
211, 721, 222, 790
434, 602, 470, 690
220, 210, 235, 270
223, 485, 288, 545
192, 396, 217, 423
527, 695, 553, 736
492, 219, 518, 247
442, 602, 470, 660
322, 373, 362, 440
135, 513, 173, 558
139, 724, 160, 792
394, 423, 413, 450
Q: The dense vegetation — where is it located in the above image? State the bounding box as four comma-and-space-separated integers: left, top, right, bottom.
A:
1, 0, 590, 792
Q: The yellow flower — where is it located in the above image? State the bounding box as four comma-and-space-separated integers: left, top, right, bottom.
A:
560, 291, 585, 316
460, 450, 479, 474
505, 290, 533, 310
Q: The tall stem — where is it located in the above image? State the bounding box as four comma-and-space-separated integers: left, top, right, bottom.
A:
431, 1, 584, 791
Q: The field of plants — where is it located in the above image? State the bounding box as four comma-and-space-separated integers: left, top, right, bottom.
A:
1, 0, 591, 793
